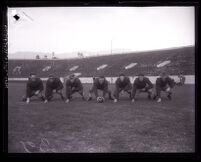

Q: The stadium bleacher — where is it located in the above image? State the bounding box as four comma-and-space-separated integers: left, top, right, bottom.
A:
8, 46, 194, 78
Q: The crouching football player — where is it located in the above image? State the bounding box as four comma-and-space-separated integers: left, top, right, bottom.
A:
154, 72, 175, 103
87, 76, 113, 102
22, 73, 45, 104
113, 73, 132, 102
44, 75, 65, 103
65, 74, 85, 103
131, 73, 153, 102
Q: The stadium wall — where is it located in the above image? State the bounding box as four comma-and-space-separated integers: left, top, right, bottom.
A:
8, 75, 195, 84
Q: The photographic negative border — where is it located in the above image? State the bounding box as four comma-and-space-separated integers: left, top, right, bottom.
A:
1, 0, 200, 160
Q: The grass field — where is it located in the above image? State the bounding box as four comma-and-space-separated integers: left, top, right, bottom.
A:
8, 82, 195, 153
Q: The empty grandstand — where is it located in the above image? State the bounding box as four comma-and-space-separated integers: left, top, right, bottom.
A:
8, 46, 194, 78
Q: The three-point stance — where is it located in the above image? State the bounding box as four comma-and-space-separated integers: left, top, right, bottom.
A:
154, 72, 175, 103
65, 74, 85, 103
44, 75, 65, 103
113, 73, 132, 102
131, 73, 153, 102
22, 73, 45, 103
87, 76, 113, 102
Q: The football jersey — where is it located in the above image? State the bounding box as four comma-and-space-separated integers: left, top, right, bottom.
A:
115, 77, 131, 88
133, 77, 153, 89
66, 77, 83, 89
27, 78, 44, 90
94, 78, 108, 90
46, 77, 63, 89
156, 77, 174, 88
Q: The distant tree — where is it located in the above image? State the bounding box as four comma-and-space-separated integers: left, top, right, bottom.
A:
36, 55, 40, 59
44, 55, 48, 59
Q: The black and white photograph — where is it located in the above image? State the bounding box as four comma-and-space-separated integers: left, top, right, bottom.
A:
6, 5, 195, 153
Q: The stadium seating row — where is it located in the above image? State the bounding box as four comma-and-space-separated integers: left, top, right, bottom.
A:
8, 46, 194, 78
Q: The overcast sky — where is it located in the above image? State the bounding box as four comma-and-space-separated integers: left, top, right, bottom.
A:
8, 7, 195, 58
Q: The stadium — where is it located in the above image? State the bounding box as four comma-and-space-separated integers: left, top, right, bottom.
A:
8, 46, 195, 153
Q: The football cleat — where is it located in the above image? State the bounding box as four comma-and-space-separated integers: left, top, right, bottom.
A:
114, 99, 118, 103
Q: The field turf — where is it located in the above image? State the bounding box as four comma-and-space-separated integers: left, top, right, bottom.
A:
8, 82, 195, 153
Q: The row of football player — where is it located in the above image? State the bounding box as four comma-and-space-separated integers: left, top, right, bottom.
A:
22, 72, 175, 104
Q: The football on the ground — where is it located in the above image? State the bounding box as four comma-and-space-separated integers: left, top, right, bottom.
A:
97, 97, 104, 103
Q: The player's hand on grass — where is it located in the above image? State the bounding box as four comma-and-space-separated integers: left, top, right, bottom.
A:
65, 99, 70, 103
26, 98, 30, 104
157, 98, 161, 103
34, 90, 40, 95
44, 99, 48, 103
131, 99, 135, 103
